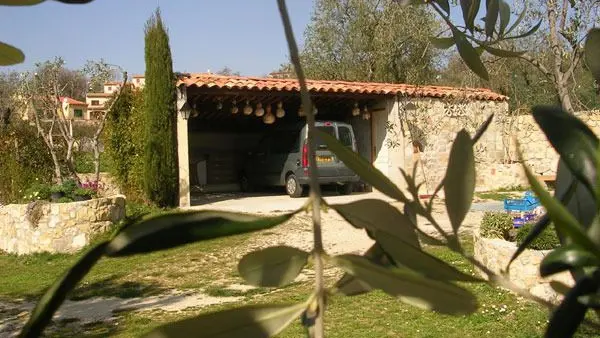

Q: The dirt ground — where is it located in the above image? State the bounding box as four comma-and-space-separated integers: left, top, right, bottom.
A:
1, 193, 487, 337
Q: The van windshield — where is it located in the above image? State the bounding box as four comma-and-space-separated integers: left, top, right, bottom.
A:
315, 126, 336, 149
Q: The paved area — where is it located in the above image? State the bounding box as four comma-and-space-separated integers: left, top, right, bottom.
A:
188, 191, 395, 213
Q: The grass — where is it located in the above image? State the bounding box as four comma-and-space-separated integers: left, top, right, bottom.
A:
2, 206, 599, 337
475, 191, 516, 201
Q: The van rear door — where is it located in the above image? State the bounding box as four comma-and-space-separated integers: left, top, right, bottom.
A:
335, 123, 357, 177
314, 123, 339, 178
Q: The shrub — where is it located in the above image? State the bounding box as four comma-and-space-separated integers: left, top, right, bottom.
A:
515, 223, 561, 251
480, 212, 513, 240
0, 123, 54, 204
74, 151, 94, 173
104, 83, 146, 202
60, 179, 79, 198
74, 187, 96, 198
57, 196, 73, 203
22, 182, 52, 202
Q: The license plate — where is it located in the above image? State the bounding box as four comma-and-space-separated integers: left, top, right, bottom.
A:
317, 156, 333, 163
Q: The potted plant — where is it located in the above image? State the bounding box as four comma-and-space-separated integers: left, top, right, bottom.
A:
49, 185, 64, 202
73, 187, 95, 201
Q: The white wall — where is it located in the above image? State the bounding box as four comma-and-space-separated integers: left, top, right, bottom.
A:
371, 97, 406, 191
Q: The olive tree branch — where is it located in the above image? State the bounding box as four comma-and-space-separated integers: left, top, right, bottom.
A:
277, 1, 326, 337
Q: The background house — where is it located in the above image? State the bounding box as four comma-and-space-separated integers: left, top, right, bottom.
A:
59, 97, 89, 120
86, 75, 145, 119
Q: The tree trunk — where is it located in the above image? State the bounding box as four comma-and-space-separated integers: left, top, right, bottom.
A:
547, 0, 575, 114
50, 149, 62, 184
93, 139, 101, 183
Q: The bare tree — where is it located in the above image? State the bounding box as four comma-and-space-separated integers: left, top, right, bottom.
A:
429, 0, 600, 114
19, 57, 81, 183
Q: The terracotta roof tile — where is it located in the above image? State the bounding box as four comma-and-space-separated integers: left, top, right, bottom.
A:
59, 97, 87, 105
177, 73, 507, 101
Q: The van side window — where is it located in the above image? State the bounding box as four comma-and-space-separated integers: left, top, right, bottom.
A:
271, 132, 299, 154
338, 126, 353, 147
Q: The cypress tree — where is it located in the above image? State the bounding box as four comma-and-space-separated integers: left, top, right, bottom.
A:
143, 8, 178, 207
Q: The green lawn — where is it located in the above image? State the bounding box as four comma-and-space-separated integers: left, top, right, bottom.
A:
1, 218, 599, 337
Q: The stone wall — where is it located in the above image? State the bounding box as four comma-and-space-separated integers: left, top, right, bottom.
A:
78, 172, 121, 198
401, 100, 600, 191
505, 111, 600, 176
0, 196, 125, 255
473, 231, 573, 304
401, 97, 520, 192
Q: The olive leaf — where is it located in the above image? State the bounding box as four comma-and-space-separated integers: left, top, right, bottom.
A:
584, 28, 600, 85
433, 0, 450, 13
316, 129, 407, 202
504, 2, 526, 36
444, 130, 476, 235
106, 211, 292, 256
144, 303, 307, 338
375, 232, 483, 282
521, 152, 600, 257
545, 275, 598, 338
333, 255, 478, 315
482, 45, 526, 57
460, 0, 481, 33
549, 281, 571, 296
485, 0, 499, 38
334, 243, 389, 296
452, 28, 490, 80
498, 0, 511, 36
19, 242, 108, 338
540, 244, 600, 277
330, 199, 444, 246
472, 113, 494, 144
532, 106, 599, 196
0, 0, 43, 5
238, 246, 309, 287
0, 42, 25, 66
430, 36, 455, 49
506, 19, 542, 40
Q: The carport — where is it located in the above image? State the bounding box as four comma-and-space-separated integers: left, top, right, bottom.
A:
175, 74, 398, 207
174, 74, 506, 207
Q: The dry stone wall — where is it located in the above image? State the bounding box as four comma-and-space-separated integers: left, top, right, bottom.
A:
0, 196, 125, 255
401, 97, 524, 192
401, 100, 600, 191
78, 172, 121, 198
473, 231, 573, 304
506, 111, 600, 176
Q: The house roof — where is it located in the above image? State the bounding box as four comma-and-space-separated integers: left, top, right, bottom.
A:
177, 73, 508, 102
60, 97, 87, 105
104, 81, 122, 86
132, 74, 145, 78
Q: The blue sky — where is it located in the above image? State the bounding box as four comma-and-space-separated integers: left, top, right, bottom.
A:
1, 0, 314, 76
1, 0, 475, 76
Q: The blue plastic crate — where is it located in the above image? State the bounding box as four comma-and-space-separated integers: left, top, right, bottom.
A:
504, 191, 540, 212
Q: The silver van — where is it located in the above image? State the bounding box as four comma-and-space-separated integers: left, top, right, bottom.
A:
241, 121, 360, 197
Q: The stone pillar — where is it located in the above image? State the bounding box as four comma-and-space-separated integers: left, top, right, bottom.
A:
176, 85, 191, 208
387, 97, 406, 191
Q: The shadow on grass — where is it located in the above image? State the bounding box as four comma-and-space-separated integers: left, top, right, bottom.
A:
70, 275, 165, 301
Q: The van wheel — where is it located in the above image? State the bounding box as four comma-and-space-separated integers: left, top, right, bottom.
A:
340, 183, 354, 195
286, 174, 303, 198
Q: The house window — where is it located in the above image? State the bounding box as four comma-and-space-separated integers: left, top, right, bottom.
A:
107, 86, 112, 92
74, 109, 83, 118
91, 100, 100, 106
